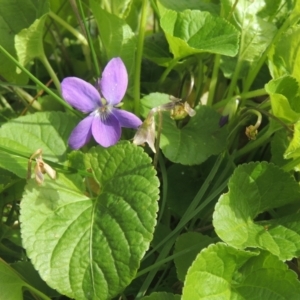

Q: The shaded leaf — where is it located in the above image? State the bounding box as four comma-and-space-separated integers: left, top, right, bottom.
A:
0, 0, 49, 82
160, 106, 228, 165
0, 258, 50, 300
174, 232, 214, 281
142, 292, 181, 300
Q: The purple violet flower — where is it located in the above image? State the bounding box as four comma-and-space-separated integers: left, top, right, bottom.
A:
61, 57, 142, 149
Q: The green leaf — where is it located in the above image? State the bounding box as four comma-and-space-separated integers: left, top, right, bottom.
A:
90, 1, 136, 90
142, 292, 181, 300
268, 25, 300, 81
166, 164, 202, 217
15, 15, 48, 68
182, 243, 300, 299
270, 129, 292, 168
174, 232, 214, 281
0, 0, 49, 82
110, 0, 132, 18
11, 262, 59, 297
0, 258, 50, 300
265, 76, 300, 123
0, 112, 78, 178
143, 33, 173, 67
284, 121, 300, 161
20, 142, 159, 300
160, 106, 227, 165
158, 3, 239, 59
140, 92, 171, 118
213, 162, 300, 260
158, 0, 219, 14
220, 0, 277, 78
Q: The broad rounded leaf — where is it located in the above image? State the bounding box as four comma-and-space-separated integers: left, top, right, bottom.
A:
213, 162, 300, 260
20, 142, 159, 300
160, 106, 227, 165
0, 112, 78, 178
158, 4, 239, 59
182, 243, 300, 299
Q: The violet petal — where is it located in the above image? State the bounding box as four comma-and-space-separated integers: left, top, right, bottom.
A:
68, 115, 94, 149
62, 77, 101, 113
99, 58, 128, 105
92, 114, 121, 147
112, 108, 142, 129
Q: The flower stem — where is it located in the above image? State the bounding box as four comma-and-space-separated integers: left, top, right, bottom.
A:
213, 88, 267, 110
234, 126, 278, 160
39, 53, 61, 92
48, 11, 88, 46
48, 10, 92, 72
76, 0, 100, 76
247, 109, 262, 130
207, 54, 220, 106
133, 0, 148, 115
157, 58, 179, 87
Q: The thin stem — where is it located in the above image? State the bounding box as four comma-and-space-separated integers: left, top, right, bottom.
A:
194, 59, 204, 107
0, 44, 80, 116
246, 109, 262, 130
133, 0, 148, 115
157, 153, 168, 225
48, 11, 88, 46
136, 238, 218, 278
11, 87, 42, 111
144, 154, 224, 260
207, 54, 220, 106
282, 156, 300, 173
157, 58, 179, 87
153, 110, 162, 168
213, 88, 267, 110
234, 126, 277, 160
76, 0, 100, 76
39, 54, 61, 92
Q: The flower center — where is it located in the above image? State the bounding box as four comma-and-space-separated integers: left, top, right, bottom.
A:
93, 98, 113, 121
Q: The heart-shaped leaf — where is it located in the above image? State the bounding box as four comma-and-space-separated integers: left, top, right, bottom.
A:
158, 3, 239, 59
20, 142, 159, 299
160, 106, 228, 165
213, 162, 300, 260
